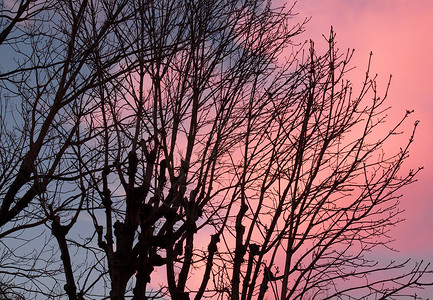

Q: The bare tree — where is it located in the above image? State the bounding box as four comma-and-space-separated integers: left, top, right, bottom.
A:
0, 0, 432, 299
0, 0, 133, 297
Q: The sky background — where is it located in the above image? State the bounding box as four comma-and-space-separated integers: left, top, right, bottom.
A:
1, 1, 431, 297
291, 0, 433, 273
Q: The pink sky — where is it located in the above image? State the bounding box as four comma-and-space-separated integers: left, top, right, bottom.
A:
292, 0, 433, 267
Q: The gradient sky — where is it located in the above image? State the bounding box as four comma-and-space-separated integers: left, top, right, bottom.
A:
292, 0, 433, 271
2, 1, 432, 297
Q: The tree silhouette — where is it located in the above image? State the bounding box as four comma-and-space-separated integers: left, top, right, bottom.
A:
0, 0, 432, 299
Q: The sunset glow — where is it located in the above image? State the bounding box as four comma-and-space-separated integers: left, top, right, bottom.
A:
1, 0, 432, 298
295, 0, 433, 282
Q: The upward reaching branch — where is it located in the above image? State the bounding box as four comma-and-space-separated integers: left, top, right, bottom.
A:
0, 0, 431, 299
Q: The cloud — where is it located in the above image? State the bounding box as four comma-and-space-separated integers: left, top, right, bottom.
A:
291, 0, 433, 267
